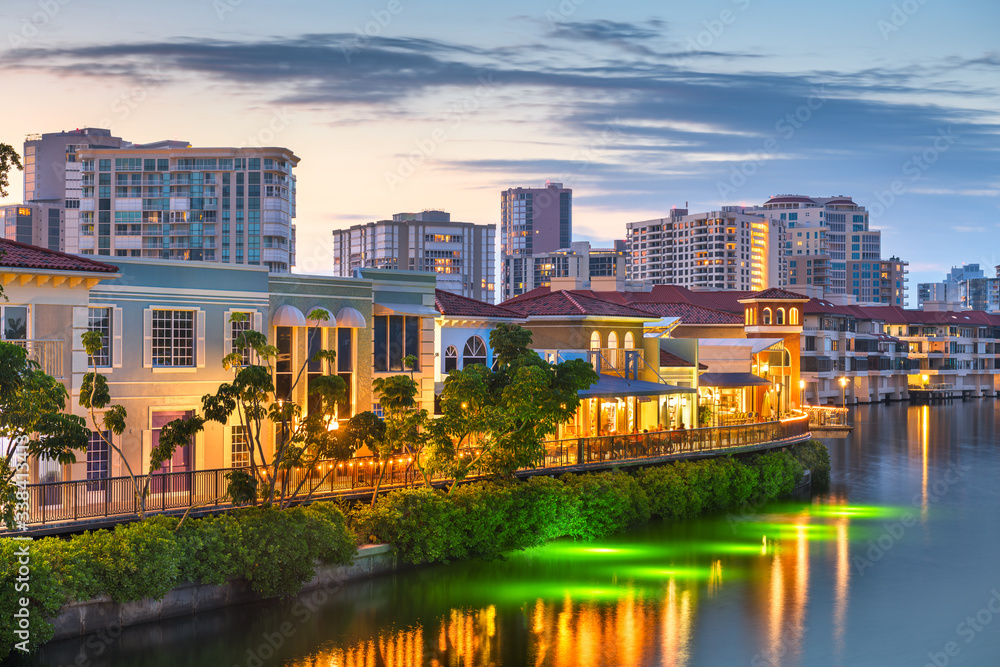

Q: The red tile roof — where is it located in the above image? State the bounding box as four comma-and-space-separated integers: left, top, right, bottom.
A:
500, 290, 653, 318
629, 301, 743, 325
0, 239, 119, 273
434, 289, 522, 319
659, 349, 709, 370
742, 287, 811, 301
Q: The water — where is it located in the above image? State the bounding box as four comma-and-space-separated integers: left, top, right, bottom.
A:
26, 401, 1000, 667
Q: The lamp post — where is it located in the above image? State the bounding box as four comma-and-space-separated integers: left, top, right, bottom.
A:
922, 373, 929, 388
839, 376, 848, 408
799, 379, 805, 407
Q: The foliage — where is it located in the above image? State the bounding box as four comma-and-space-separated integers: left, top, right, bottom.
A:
698, 404, 713, 427
371, 374, 429, 491
0, 143, 22, 199
197, 311, 356, 507
0, 343, 90, 528
425, 323, 598, 486
356, 443, 823, 566
0, 504, 356, 658
789, 439, 832, 490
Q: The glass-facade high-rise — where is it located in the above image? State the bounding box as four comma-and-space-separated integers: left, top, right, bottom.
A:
500, 181, 572, 300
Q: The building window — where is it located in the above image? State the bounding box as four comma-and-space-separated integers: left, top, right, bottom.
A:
86, 430, 110, 491
88, 307, 112, 367
624, 331, 635, 349
373, 315, 420, 372
762, 308, 772, 325
444, 345, 458, 373
607, 331, 618, 349
462, 336, 487, 367
152, 310, 195, 367
789, 308, 799, 325
590, 331, 601, 350
1, 305, 28, 341
231, 425, 250, 468
776, 308, 785, 325
275, 326, 293, 400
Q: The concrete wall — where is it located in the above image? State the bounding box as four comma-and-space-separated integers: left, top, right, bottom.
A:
48, 544, 395, 641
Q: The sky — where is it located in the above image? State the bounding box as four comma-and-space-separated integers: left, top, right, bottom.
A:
1, 0, 998, 296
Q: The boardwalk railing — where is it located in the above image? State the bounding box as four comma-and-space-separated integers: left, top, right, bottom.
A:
11, 414, 810, 531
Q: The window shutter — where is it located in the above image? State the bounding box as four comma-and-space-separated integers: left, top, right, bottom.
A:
223, 425, 231, 468
112, 307, 123, 368
252, 311, 263, 332
196, 310, 206, 368
223, 309, 233, 358
142, 308, 152, 368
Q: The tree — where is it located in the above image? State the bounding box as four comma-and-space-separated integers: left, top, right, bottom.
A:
0, 343, 90, 528
189, 310, 356, 508
371, 373, 429, 491
426, 323, 597, 491
0, 144, 22, 199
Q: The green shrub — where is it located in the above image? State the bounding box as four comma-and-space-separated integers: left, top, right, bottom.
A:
750, 451, 804, 502
560, 470, 650, 539
790, 439, 832, 490
351, 487, 457, 565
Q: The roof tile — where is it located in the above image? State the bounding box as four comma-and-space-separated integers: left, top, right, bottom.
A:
0, 239, 119, 273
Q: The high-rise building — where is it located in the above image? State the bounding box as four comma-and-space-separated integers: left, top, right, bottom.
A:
624, 206, 787, 291
24, 128, 298, 272
0, 203, 63, 251
756, 194, 903, 304
879, 256, 909, 307
332, 210, 495, 302
918, 263, 999, 311
500, 182, 572, 300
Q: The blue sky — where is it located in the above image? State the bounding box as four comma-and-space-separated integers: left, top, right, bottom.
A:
1, 0, 998, 293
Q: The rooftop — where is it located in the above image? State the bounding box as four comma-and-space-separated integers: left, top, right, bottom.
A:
0, 239, 119, 274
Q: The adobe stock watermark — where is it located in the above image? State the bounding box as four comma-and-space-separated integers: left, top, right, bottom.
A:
93, 66, 167, 127
922, 588, 1000, 667
237, 108, 296, 149
716, 86, 830, 199
340, 0, 411, 63
7, 0, 73, 49
384, 74, 497, 192
853, 460, 967, 576
11, 434, 32, 653
546, 118, 625, 188
868, 126, 957, 221
672, 0, 751, 69
545, 0, 587, 28
233, 577, 345, 667
877, 0, 930, 40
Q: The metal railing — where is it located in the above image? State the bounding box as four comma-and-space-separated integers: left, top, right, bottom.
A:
10, 339, 64, 378
800, 405, 849, 427
9, 414, 811, 531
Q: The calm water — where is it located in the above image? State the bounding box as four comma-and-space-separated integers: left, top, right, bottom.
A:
26, 401, 1000, 667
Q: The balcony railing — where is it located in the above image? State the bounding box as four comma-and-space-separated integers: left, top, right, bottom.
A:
6, 415, 811, 532
9, 339, 64, 378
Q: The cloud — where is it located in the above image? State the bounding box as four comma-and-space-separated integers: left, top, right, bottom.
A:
952, 226, 986, 232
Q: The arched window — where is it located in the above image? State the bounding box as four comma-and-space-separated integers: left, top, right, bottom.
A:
607, 331, 618, 349
790, 308, 799, 325
462, 336, 487, 367
623, 331, 635, 349
762, 308, 772, 325
590, 331, 602, 350
776, 308, 785, 325
444, 345, 458, 373
745, 308, 752, 326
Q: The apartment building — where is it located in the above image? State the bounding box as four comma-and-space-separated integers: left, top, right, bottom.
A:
524, 241, 627, 293
500, 182, 572, 300
332, 210, 495, 302
23, 128, 298, 273
918, 264, 999, 312
624, 206, 787, 291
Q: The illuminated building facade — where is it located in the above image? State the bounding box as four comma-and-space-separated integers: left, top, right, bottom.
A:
625, 207, 787, 291
500, 182, 572, 300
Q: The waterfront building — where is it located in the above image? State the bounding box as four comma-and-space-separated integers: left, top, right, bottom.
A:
500, 182, 572, 300
432, 288, 523, 389
332, 210, 495, 303
624, 206, 787, 291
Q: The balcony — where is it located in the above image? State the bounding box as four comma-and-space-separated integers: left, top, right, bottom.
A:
8, 340, 64, 378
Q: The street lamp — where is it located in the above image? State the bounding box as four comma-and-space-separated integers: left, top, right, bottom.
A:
922, 374, 929, 388
839, 376, 848, 408
799, 379, 805, 407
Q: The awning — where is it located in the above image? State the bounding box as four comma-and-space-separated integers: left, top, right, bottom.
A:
579, 375, 696, 399
305, 306, 335, 326
698, 372, 772, 388
373, 302, 439, 317
272, 304, 306, 327
336, 306, 367, 328
698, 338, 784, 355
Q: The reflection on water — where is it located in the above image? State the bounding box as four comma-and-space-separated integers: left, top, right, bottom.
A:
30, 402, 1000, 667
